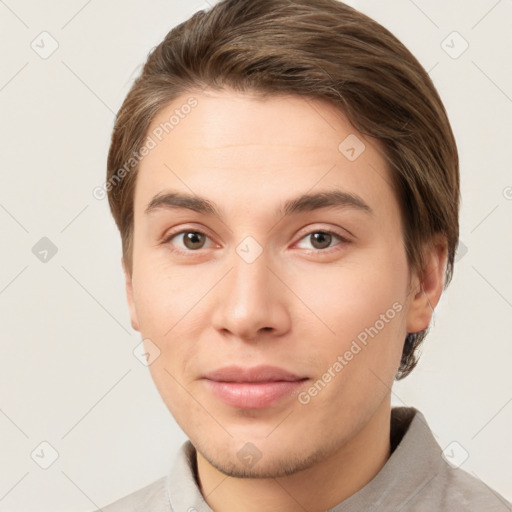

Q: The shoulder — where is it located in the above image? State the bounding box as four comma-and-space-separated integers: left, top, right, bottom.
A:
91, 476, 170, 512
434, 465, 512, 512
386, 408, 511, 511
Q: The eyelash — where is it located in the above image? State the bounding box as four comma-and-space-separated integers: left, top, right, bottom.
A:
161, 227, 350, 256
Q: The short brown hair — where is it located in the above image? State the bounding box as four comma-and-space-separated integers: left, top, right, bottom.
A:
106, 0, 459, 379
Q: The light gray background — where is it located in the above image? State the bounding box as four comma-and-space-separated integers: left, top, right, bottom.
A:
1, 0, 511, 510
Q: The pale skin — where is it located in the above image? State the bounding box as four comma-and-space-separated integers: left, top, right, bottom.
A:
123, 88, 447, 512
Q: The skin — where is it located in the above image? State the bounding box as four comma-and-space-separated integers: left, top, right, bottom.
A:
124, 88, 447, 512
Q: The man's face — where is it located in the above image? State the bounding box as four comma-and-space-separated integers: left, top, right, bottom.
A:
125, 89, 421, 478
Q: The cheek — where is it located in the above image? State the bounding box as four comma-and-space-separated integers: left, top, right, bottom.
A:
131, 257, 200, 334
292, 265, 407, 422
131, 259, 209, 380
295, 255, 407, 341
294, 251, 409, 392
131, 264, 201, 419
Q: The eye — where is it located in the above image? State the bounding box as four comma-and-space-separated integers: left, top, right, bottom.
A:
163, 230, 214, 253
295, 230, 347, 251
162, 227, 349, 255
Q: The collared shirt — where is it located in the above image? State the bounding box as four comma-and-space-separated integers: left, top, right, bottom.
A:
95, 407, 511, 511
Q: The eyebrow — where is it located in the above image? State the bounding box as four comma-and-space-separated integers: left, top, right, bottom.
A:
144, 189, 373, 219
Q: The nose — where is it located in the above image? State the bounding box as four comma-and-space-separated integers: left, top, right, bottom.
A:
210, 250, 292, 342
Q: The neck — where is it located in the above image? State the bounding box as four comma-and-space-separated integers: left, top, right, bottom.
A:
196, 396, 392, 512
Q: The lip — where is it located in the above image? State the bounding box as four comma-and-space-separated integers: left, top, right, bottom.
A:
202, 365, 308, 409
203, 365, 305, 383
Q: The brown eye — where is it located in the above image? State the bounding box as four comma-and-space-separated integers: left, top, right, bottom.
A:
309, 232, 333, 250
182, 231, 207, 250
295, 229, 348, 253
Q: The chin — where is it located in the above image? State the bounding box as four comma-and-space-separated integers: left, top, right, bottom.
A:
203, 447, 325, 479
195, 429, 337, 480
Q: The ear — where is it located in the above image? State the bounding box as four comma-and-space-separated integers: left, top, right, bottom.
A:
122, 257, 140, 332
406, 235, 448, 334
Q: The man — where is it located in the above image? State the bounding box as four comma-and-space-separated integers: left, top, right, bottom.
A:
97, 0, 511, 510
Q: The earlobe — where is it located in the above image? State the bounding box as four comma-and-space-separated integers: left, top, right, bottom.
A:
406, 236, 448, 334
122, 257, 140, 332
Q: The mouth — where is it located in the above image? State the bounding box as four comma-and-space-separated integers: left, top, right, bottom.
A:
202, 365, 309, 409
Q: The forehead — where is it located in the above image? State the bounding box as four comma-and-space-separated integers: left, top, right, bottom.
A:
135, 89, 395, 218
146, 89, 365, 156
